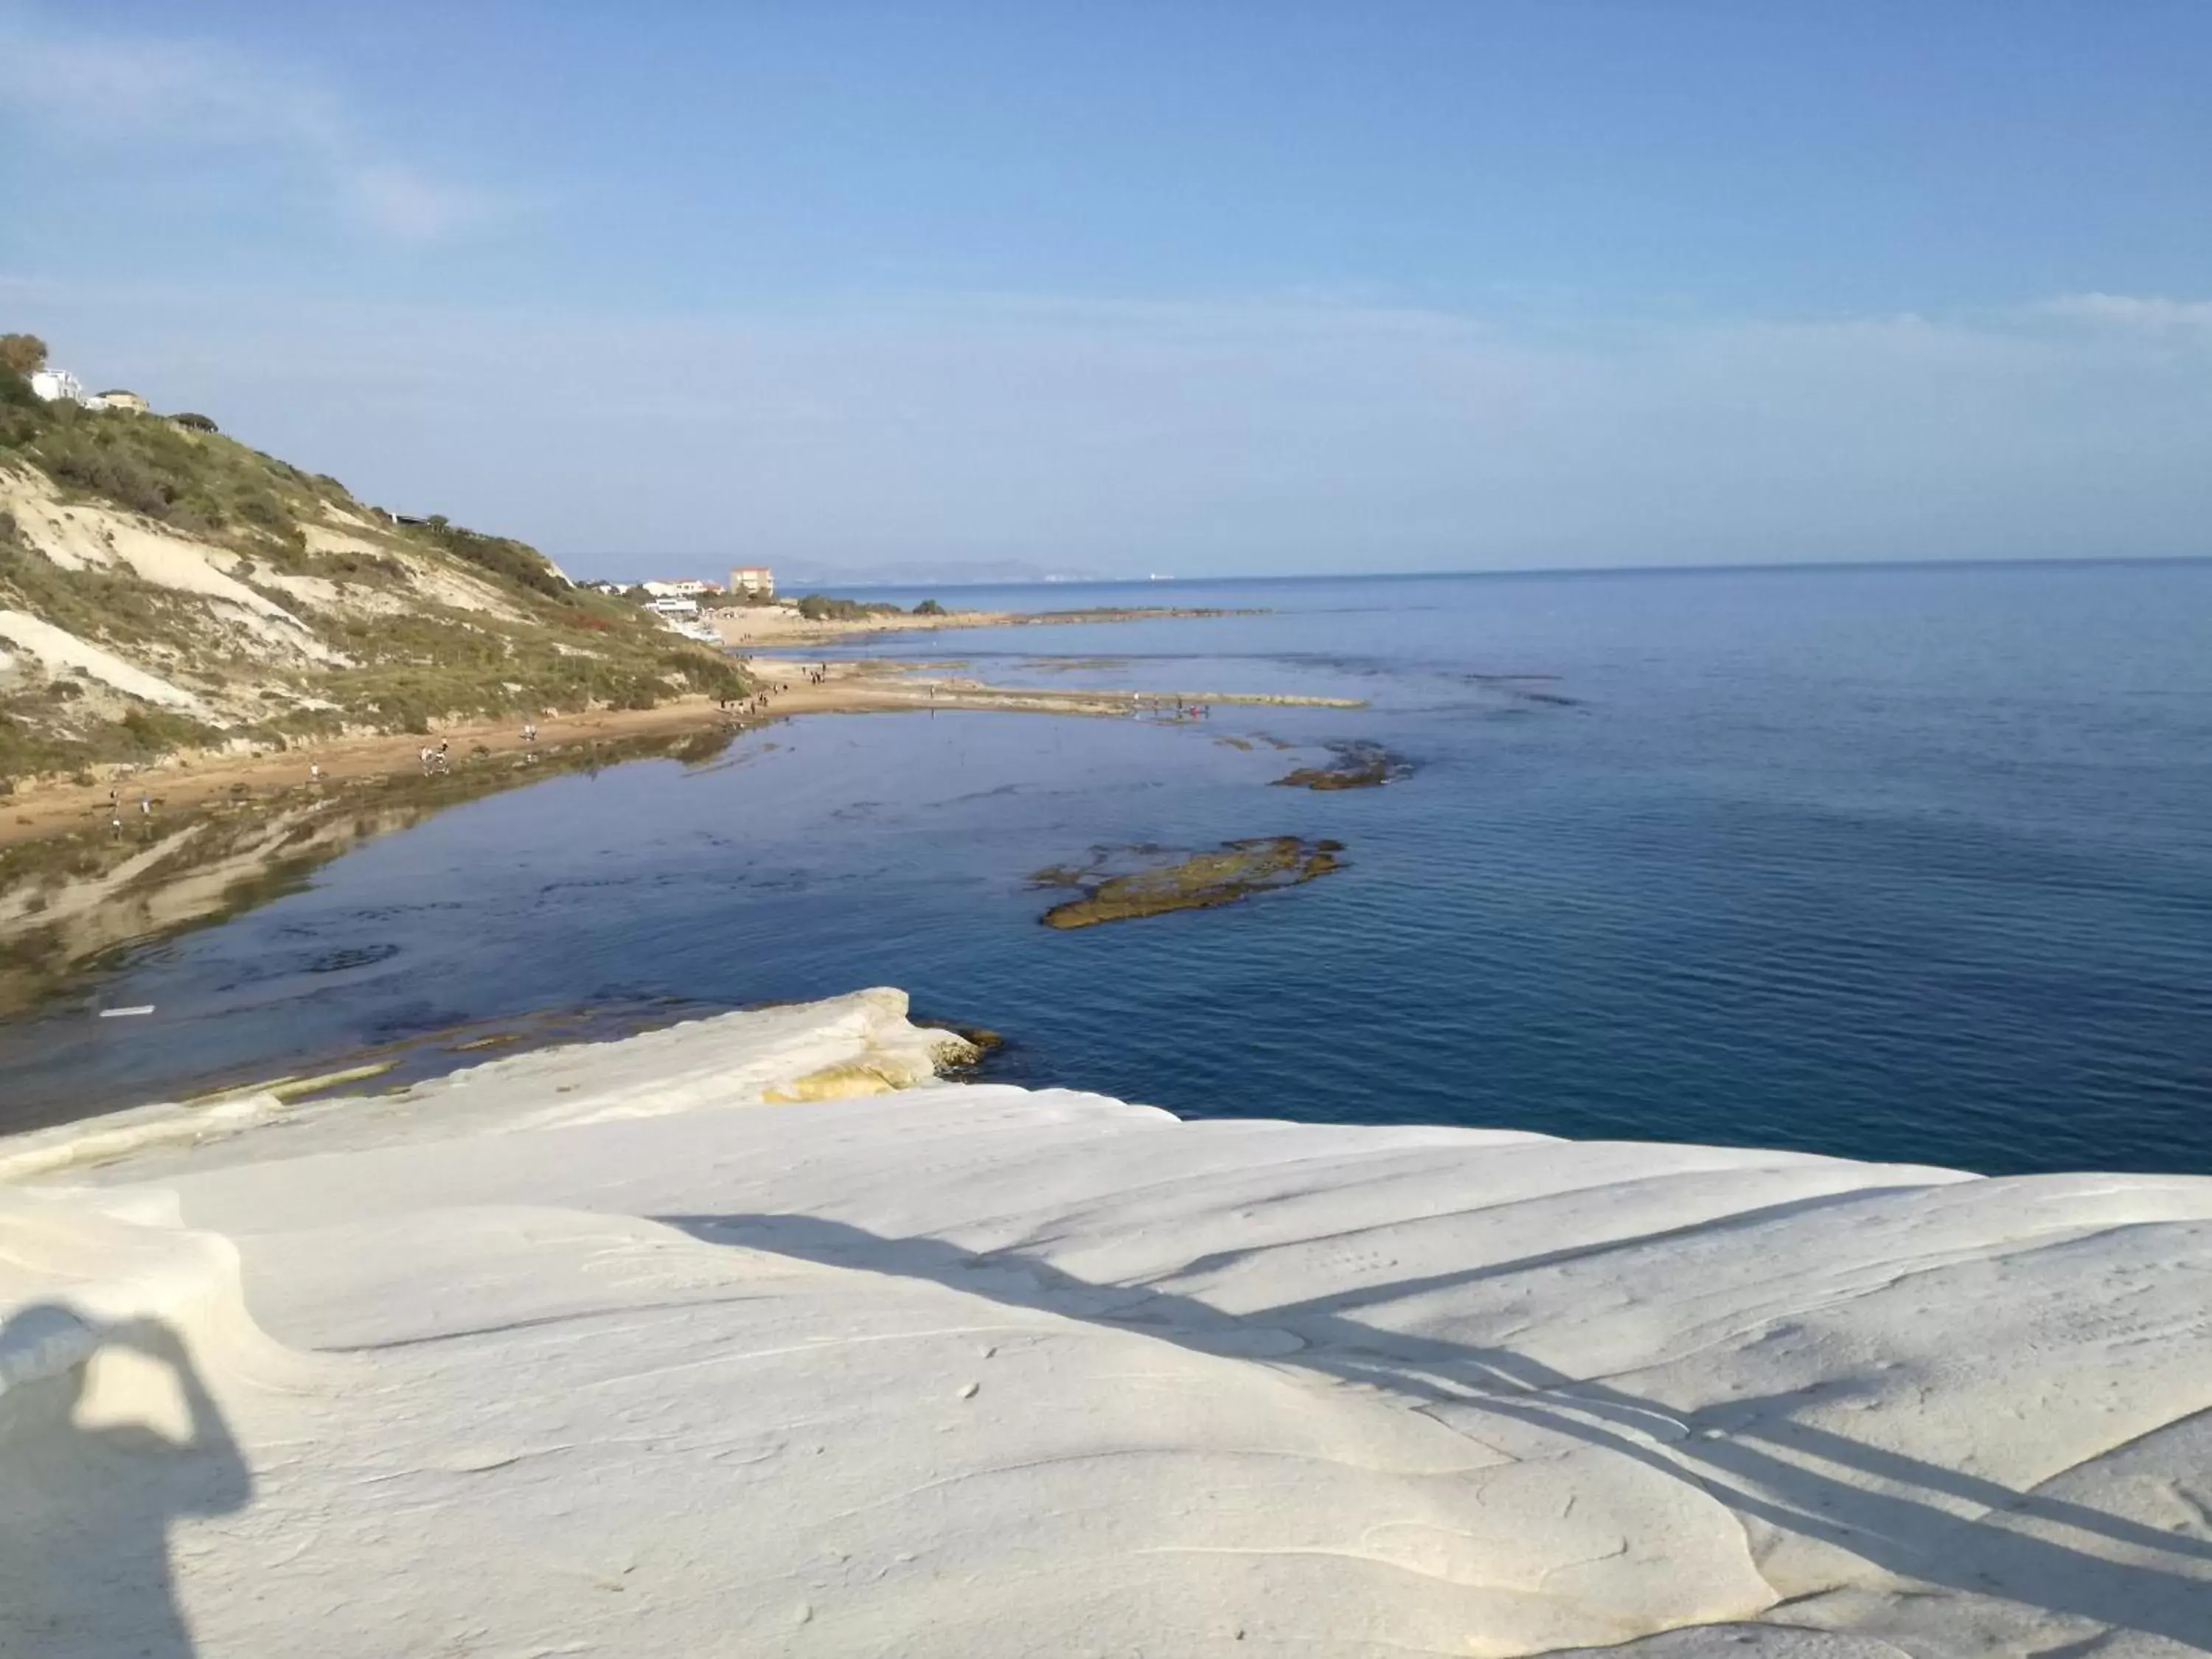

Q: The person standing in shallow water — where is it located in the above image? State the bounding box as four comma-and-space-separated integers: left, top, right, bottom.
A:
0, 1307, 253, 1657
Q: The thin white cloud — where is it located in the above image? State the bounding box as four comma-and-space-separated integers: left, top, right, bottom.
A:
0, 24, 339, 144
7, 279, 2208, 573
346, 166, 496, 243
0, 9, 495, 242
2033, 293, 2212, 335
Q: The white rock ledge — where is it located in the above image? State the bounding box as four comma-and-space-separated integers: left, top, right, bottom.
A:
2, 990, 2208, 1657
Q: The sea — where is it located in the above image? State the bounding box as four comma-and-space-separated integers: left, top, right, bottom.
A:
4, 560, 2209, 1178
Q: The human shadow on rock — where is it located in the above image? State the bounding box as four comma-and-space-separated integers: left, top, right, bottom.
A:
0, 1307, 252, 1659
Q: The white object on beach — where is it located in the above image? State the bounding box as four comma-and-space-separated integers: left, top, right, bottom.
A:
96, 1005, 155, 1018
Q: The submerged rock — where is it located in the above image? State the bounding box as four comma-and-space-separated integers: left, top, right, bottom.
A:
1273, 740, 1411, 790
1032, 836, 1343, 929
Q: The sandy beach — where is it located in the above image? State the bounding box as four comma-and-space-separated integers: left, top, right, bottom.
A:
3, 990, 2207, 1657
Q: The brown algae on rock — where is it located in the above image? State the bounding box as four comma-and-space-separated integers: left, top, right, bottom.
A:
1032, 838, 1344, 929
1274, 740, 1411, 790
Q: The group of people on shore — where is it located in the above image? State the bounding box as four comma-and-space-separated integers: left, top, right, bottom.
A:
1133, 696, 1211, 721
105, 784, 151, 835
725, 689, 779, 717
416, 719, 536, 777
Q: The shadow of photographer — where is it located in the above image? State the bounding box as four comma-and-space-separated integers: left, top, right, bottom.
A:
0, 1304, 252, 1659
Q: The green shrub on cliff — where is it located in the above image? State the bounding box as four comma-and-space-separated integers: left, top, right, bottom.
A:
1, 400, 330, 554
796, 594, 903, 622
0, 363, 44, 415
402, 518, 568, 599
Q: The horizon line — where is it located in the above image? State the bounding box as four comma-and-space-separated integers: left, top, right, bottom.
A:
566, 551, 2212, 589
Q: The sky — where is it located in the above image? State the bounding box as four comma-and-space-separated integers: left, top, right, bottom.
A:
1, 1, 2208, 581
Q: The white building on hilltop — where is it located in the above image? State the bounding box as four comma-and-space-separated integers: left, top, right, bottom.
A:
24, 372, 149, 414
28, 369, 88, 405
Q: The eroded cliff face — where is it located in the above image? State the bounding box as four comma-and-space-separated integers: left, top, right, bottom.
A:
0, 389, 745, 784
4, 992, 2207, 1658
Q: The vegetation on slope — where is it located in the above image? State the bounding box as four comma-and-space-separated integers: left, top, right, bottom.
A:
792, 594, 950, 622
0, 344, 751, 783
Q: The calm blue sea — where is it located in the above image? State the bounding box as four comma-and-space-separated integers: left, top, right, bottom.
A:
5, 561, 2211, 1176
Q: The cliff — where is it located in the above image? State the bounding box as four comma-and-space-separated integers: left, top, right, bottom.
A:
0, 356, 747, 785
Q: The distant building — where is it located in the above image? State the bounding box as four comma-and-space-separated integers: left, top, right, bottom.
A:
641, 579, 715, 599
27, 369, 88, 405
645, 596, 700, 618
24, 372, 153, 414
728, 566, 774, 597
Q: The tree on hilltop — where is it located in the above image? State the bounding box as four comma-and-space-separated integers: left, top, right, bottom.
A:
0, 334, 48, 377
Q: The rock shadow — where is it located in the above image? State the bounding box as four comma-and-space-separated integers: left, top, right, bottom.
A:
663, 1211, 2212, 1649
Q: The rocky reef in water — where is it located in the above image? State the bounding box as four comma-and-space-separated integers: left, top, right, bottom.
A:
1274, 740, 1413, 790
1030, 835, 1343, 928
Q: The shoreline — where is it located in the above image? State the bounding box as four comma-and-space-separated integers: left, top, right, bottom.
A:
0, 653, 1360, 852
0, 650, 1364, 1025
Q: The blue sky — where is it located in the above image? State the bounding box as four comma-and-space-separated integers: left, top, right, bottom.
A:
2, 1, 2208, 578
